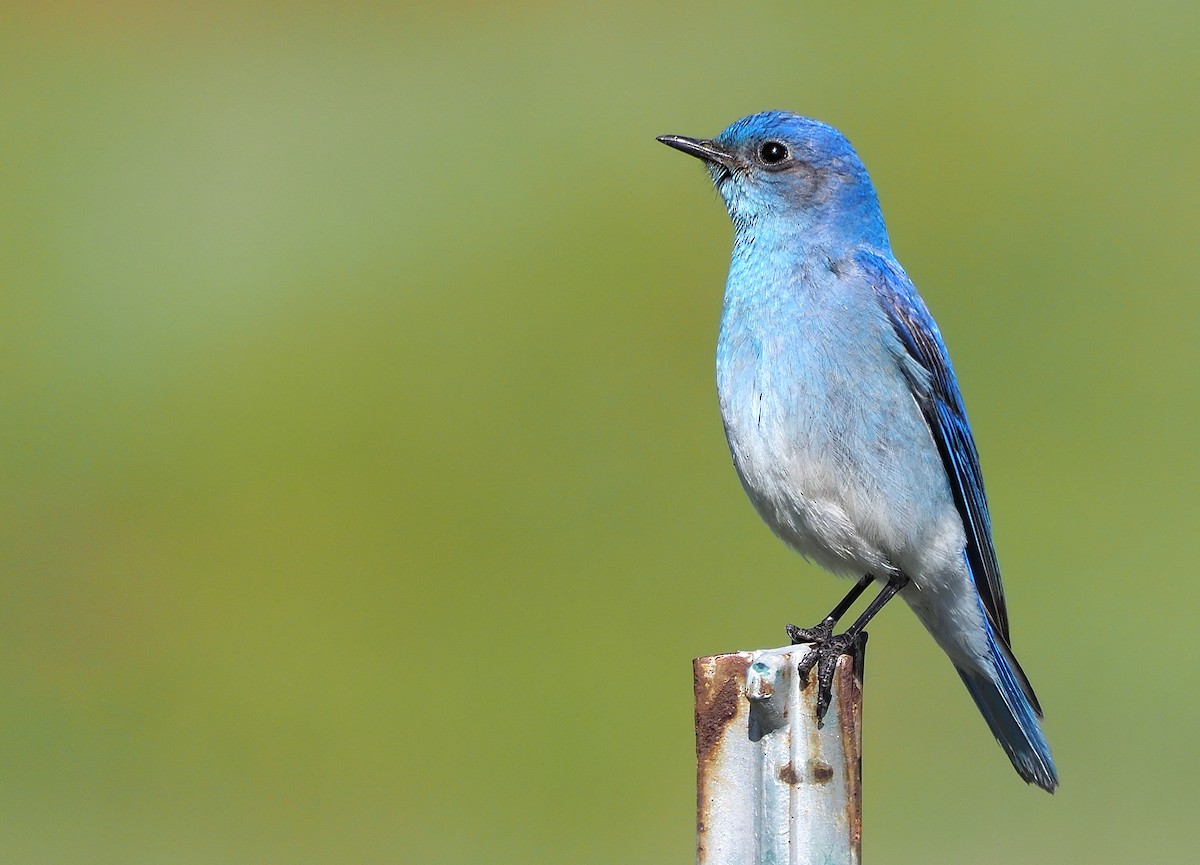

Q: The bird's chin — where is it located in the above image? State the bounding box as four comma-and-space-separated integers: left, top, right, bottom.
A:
708, 164, 733, 187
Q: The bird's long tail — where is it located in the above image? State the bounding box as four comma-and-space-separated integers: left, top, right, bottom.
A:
956, 619, 1059, 793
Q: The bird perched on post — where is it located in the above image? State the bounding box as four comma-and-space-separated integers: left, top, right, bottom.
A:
658, 111, 1057, 792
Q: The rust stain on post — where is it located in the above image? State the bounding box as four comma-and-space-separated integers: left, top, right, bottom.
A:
835, 648, 865, 854
694, 655, 748, 764
810, 760, 834, 783
694, 653, 750, 860
778, 762, 801, 786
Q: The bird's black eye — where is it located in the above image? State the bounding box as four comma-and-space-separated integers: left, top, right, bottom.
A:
758, 141, 789, 165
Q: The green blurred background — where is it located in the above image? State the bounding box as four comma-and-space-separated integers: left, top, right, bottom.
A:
1, 1, 1197, 862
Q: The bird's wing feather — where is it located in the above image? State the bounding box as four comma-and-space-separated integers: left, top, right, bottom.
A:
854, 249, 1010, 644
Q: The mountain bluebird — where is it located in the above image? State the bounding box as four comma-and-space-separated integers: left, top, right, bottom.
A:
658, 111, 1057, 792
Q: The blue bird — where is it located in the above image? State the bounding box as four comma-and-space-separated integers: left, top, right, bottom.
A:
658, 112, 1057, 792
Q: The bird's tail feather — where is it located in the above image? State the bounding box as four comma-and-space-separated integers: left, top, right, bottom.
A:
956, 621, 1058, 793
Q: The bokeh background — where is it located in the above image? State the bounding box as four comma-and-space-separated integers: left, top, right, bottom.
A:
2, 1, 1198, 863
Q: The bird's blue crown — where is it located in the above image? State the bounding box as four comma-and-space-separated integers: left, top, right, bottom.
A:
716, 111, 865, 174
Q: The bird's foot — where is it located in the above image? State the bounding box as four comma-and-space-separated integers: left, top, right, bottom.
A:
785, 617, 835, 645
791, 629, 866, 723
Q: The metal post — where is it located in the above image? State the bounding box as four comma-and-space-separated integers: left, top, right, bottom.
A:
694, 641, 865, 865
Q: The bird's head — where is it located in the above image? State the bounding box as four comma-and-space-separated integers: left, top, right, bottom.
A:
658, 111, 888, 248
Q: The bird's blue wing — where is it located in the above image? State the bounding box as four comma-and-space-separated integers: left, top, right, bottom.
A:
854, 249, 1011, 645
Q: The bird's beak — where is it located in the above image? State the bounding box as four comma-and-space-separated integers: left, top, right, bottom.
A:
656, 134, 736, 167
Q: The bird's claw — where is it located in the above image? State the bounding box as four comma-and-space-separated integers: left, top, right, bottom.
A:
786, 617, 835, 645
793, 631, 864, 723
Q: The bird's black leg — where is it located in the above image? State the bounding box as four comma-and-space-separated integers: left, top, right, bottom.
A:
785, 574, 874, 646
791, 574, 911, 722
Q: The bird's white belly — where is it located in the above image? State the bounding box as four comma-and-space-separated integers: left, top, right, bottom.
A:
717, 351, 966, 587
725, 413, 897, 578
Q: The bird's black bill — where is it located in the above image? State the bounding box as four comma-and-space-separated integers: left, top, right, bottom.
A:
656, 134, 734, 166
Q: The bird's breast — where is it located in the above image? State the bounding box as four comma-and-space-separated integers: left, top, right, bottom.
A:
714, 266, 957, 577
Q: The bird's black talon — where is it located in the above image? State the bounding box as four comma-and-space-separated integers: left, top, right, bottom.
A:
786, 617, 835, 645
795, 644, 820, 683
796, 631, 861, 723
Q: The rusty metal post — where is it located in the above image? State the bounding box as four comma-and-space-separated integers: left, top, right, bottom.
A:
694, 642, 864, 865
